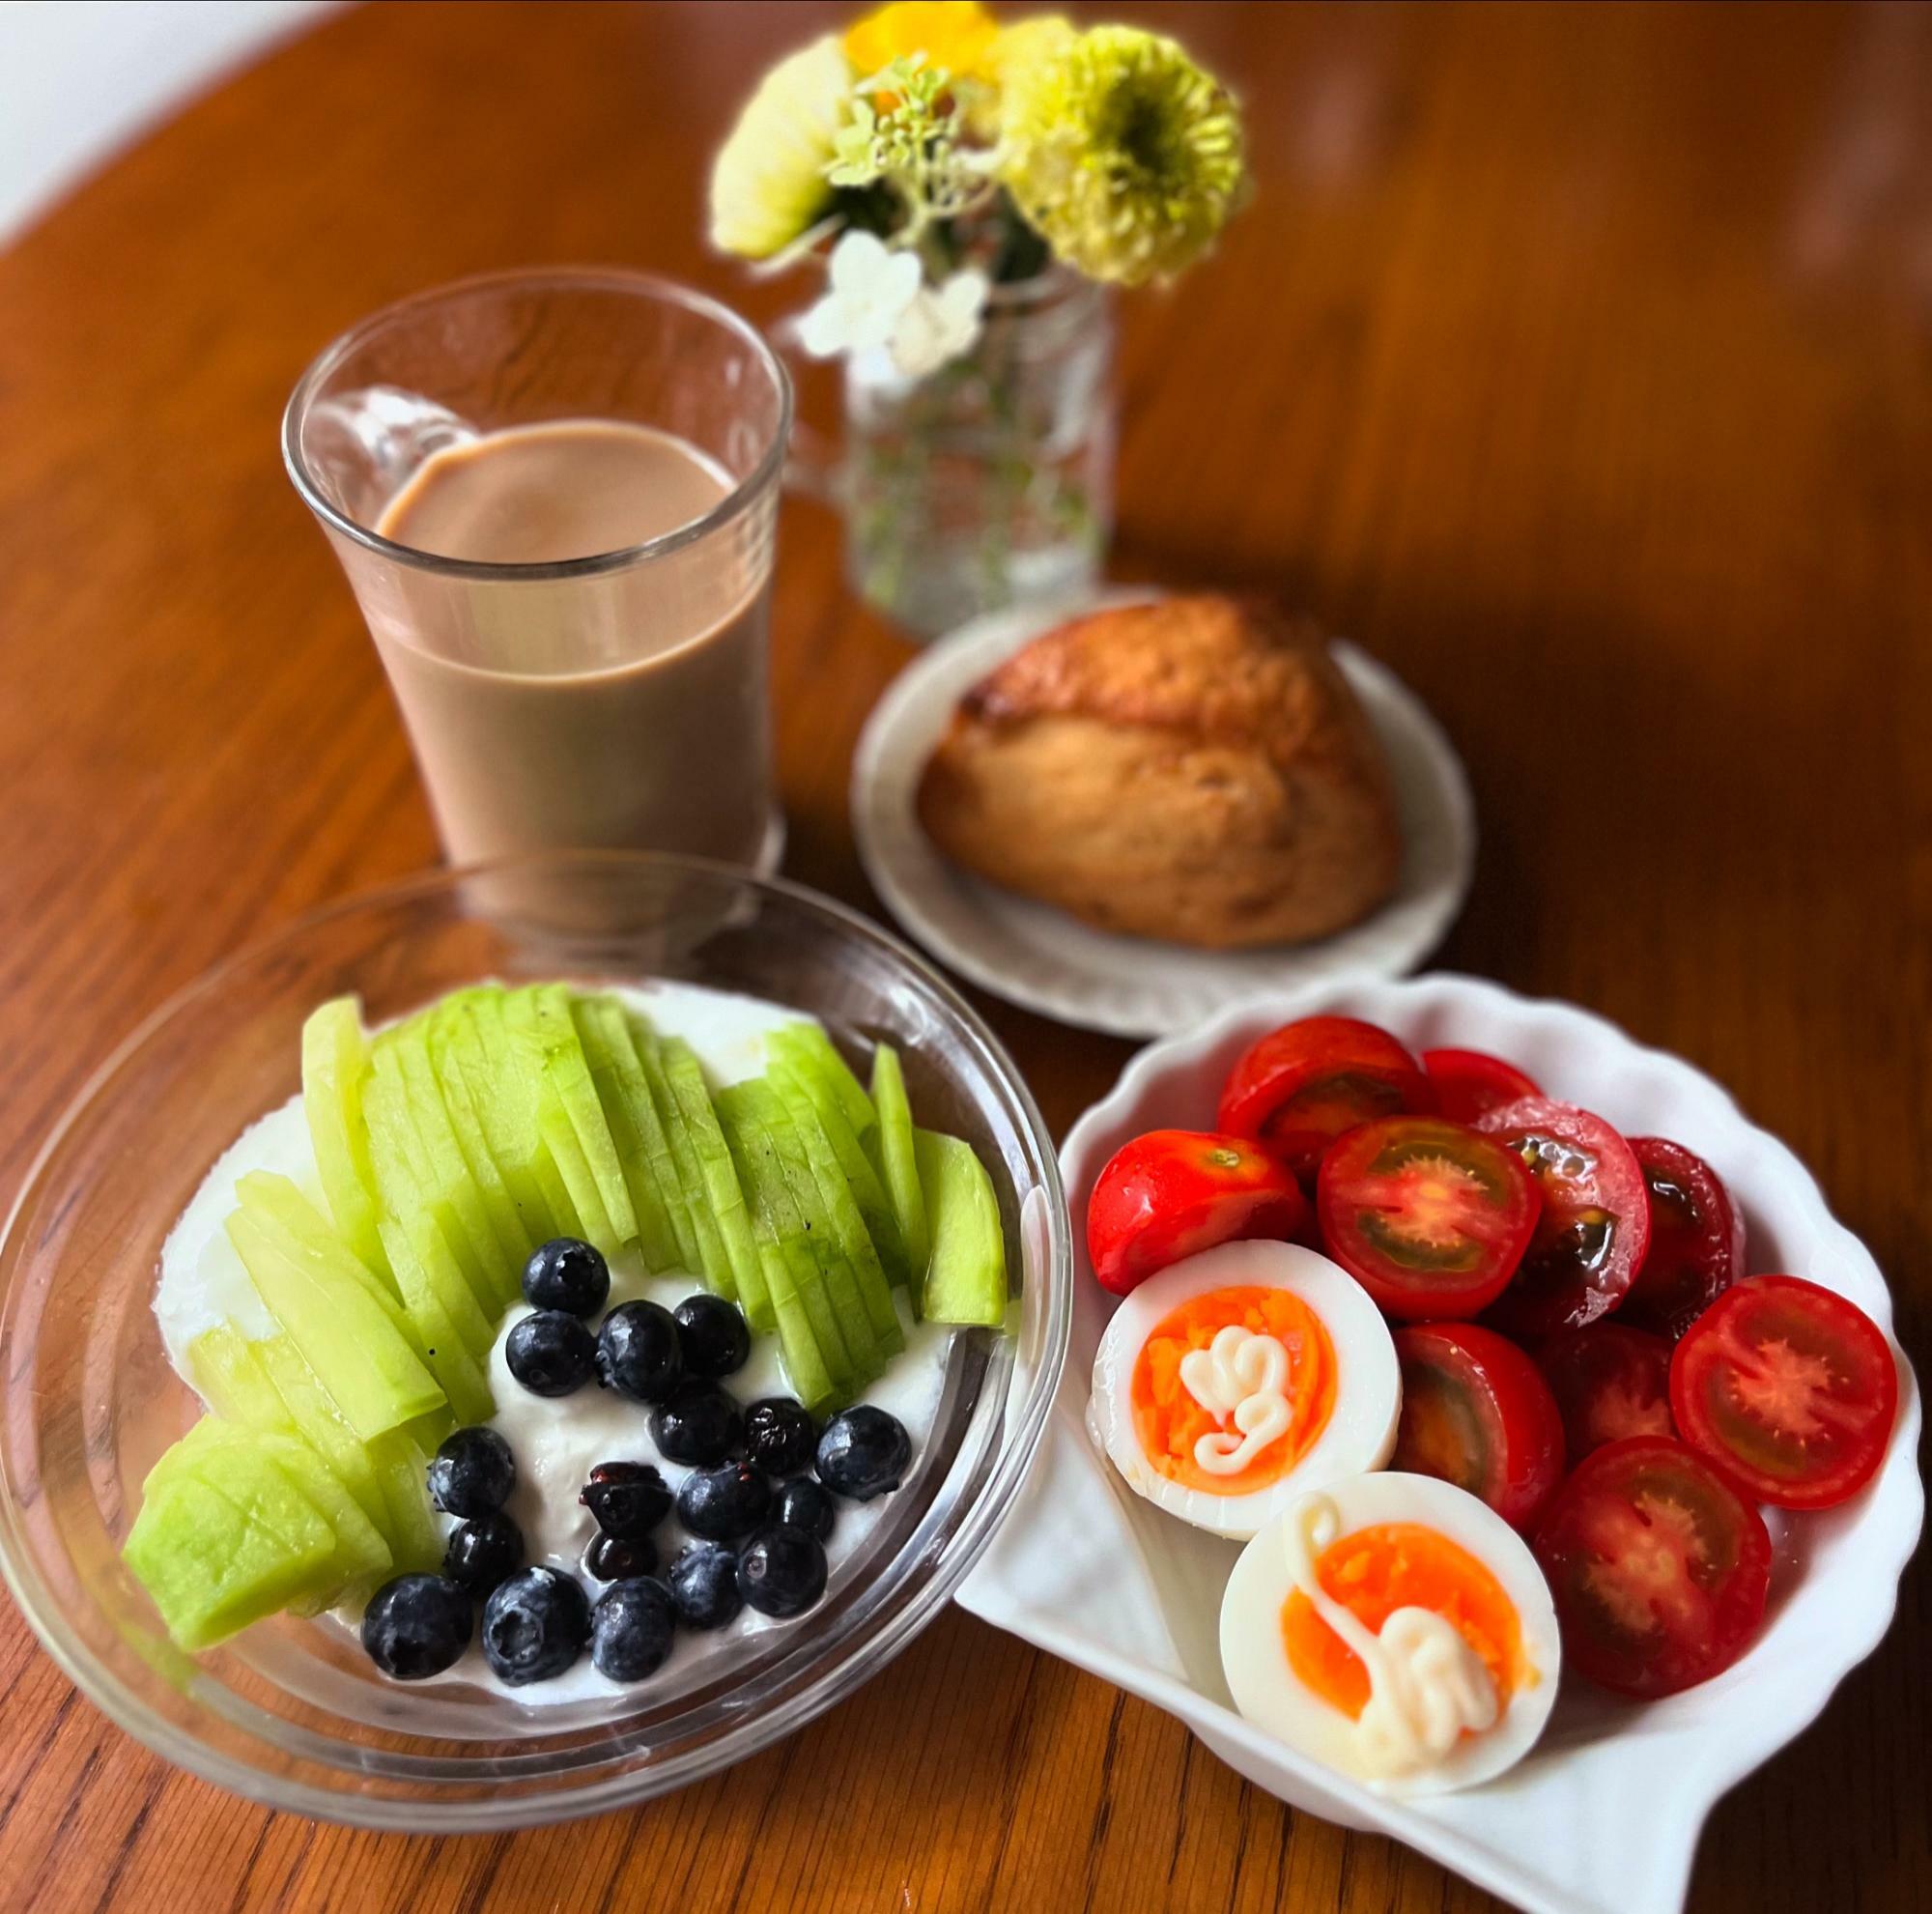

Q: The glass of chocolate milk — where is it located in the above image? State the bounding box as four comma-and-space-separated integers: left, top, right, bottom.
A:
284, 271, 791, 879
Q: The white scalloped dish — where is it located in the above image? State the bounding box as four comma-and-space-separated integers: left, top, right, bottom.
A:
956, 973, 1922, 1914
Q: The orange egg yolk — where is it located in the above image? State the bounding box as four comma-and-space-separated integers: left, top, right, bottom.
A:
1129, 1286, 1336, 1496
1281, 1523, 1527, 1722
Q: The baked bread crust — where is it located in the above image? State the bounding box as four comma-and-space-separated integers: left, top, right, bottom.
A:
915, 595, 1402, 949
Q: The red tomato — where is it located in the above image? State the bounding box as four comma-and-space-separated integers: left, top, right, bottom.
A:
1085, 1129, 1310, 1298
1536, 1322, 1675, 1462
1618, 1137, 1745, 1340
1474, 1099, 1651, 1339
1670, 1275, 1898, 1509
1533, 1436, 1772, 1699
1217, 1016, 1433, 1182
1316, 1116, 1541, 1320
1421, 1048, 1543, 1126
1391, 1322, 1566, 1531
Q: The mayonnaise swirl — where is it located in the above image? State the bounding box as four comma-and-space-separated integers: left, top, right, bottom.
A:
1284, 1494, 1498, 1778
1179, 1326, 1292, 1475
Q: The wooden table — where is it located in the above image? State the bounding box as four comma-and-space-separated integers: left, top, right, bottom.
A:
1, 3, 1925, 1908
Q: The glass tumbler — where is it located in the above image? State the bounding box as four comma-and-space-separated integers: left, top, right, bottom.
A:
284, 271, 792, 878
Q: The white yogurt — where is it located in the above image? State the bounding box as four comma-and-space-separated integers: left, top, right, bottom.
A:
151, 977, 958, 1701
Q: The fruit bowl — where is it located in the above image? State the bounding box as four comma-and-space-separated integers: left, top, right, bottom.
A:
0, 854, 1071, 1828
955, 972, 1920, 1914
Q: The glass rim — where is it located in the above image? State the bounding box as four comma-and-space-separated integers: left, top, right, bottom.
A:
0, 849, 1072, 1830
281, 268, 796, 585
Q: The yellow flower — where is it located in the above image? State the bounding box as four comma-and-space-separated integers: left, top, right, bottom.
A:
708, 35, 852, 261
985, 13, 1074, 91
996, 24, 1248, 287
843, 2, 999, 84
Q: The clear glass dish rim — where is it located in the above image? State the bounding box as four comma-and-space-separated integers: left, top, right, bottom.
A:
0, 850, 1073, 1829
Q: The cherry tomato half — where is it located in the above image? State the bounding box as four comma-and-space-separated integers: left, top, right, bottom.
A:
1421, 1048, 1543, 1126
1618, 1137, 1745, 1341
1536, 1322, 1675, 1463
1217, 1016, 1434, 1182
1670, 1275, 1898, 1509
1085, 1129, 1310, 1299
1474, 1099, 1651, 1340
1391, 1322, 1566, 1531
1533, 1435, 1771, 1699
1317, 1116, 1541, 1320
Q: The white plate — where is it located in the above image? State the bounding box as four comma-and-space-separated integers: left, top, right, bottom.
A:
851, 591, 1477, 1038
956, 973, 1922, 1914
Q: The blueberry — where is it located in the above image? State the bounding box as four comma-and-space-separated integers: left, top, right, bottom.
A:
677, 1461, 772, 1542
590, 1577, 677, 1682
673, 1293, 752, 1379
772, 1476, 837, 1544
815, 1406, 911, 1500
522, 1237, 610, 1317
742, 1397, 818, 1475
595, 1300, 683, 1404
361, 1573, 472, 1680
580, 1460, 673, 1538
426, 1426, 515, 1517
668, 1543, 743, 1631
506, 1309, 597, 1397
584, 1531, 658, 1583
736, 1527, 828, 1618
442, 1512, 525, 1597
650, 1381, 743, 1467
481, 1566, 590, 1686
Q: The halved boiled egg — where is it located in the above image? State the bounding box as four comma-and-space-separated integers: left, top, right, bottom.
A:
1088, 1241, 1401, 1538
1220, 1471, 1560, 1795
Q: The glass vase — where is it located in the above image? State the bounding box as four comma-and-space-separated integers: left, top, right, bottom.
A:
838, 269, 1114, 640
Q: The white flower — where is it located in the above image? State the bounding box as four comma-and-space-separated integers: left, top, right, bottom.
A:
798, 231, 924, 358
708, 36, 852, 261
889, 267, 990, 377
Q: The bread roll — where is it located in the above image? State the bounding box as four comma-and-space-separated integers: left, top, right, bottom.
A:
915, 595, 1401, 950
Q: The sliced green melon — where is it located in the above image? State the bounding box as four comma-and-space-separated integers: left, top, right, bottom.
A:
660, 1037, 775, 1329
870, 1043, 930, 1297
230, 1330, 386, 1532
364, 1430, 442, 1572
124, 1471, 333, 1652
500, 989, 620, 1256
573, 995, 681, 1272
718, 1081, 863, 1388
300, 996, 391, 1284
914, 1128, 1009, 1328
775, 1057, 908, 1286
632, 1021, 736, 1298
389, 1017, 526, 1295
186, 1323, 296, 1435
769, 1067, 903, 1354
714, 1093, 838, 1412
430, 993, 562, 1247
378, 1218, 497, 1425
226, 1204, 443, 1441
597, 1004, 700, 1273
769, 1023, 876, 1139
530, 985, 638, 1244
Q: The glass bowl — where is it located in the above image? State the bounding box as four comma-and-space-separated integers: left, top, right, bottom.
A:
0, 854, 1071, 1829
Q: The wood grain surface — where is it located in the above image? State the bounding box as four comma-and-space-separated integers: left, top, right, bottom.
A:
1, 3, 1927, 1909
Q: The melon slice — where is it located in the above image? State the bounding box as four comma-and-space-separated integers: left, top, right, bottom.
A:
870, 1044, 930, 1295
300, 996, 391, 1284
914, 1128, 1009, 1328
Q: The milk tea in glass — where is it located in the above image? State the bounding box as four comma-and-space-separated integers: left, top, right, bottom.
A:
284, 271, 791, 881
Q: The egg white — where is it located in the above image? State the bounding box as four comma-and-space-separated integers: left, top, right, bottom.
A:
1219, 1471, 1561, 1796
1088, 1241, 1402, 1539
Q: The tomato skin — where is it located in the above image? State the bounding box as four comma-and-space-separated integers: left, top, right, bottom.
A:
1533, 1436, 1771, 1699
1422, 1048, 1543, 1126
1316, 1116, 1541, 1320
1474, 1099, 1651, 1340
1619, 1137, 1744, 1341
1670, 1275, 1899, 1510
1536, 1322, 1675, 1463
1085, 1129, 1311, 1299
1217, 1017, 1434, 1182
1392, 1323, 1566, 1531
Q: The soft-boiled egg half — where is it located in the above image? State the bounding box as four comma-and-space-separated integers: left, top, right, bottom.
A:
1221, 1472, 1560, 1795
1089, 1241, 1401, 1538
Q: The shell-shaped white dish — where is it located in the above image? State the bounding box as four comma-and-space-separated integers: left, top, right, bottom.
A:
851, 591, 1476, 1038
956, 972, 1922, 1914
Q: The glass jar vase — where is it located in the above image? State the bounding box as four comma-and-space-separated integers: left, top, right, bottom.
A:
837, 268, 1115, 639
